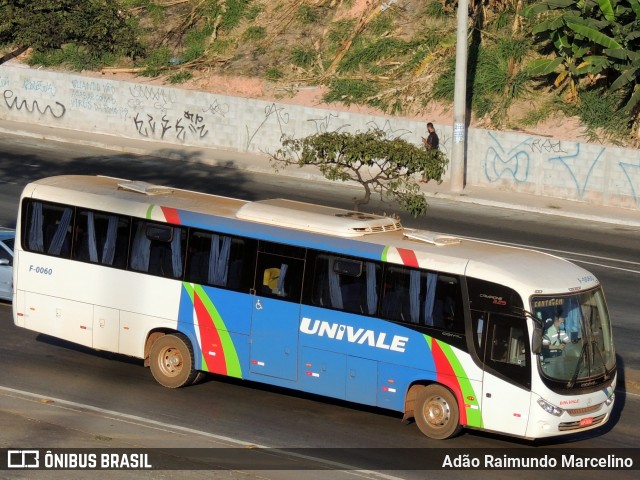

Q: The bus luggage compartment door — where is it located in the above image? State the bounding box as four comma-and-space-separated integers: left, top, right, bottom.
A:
249, 297, 299, 381
93, 306, 119, 352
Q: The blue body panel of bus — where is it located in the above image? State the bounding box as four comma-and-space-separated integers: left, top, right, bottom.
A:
167, 206, 480, 423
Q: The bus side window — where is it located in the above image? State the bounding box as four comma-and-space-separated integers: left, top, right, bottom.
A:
130, 220, 186, 279
73, 210, 130, 268
306, 252, 380, 316
23, 201, 74, 258
185, 230, 256, 293
380, 266, 464, 332
255, 242, 305, 303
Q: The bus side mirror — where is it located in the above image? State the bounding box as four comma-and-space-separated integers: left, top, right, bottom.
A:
532, 326, 543, 355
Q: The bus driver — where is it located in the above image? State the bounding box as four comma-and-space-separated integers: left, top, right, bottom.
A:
543, 317, 570, 357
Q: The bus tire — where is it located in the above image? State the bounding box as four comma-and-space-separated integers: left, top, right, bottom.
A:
190, 371, 207, 385
149, 333, 198, 388
414, 384, 461, 440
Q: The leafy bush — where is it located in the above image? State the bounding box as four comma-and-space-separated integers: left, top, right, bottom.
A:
0, 0, 143, 59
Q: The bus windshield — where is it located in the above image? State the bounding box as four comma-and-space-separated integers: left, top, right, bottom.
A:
532, 288, 615, 385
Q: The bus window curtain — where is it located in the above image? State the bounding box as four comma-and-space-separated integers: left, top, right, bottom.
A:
28, 202, 44, 252
208, 234, 231, 286
170, 228, 183, 278
424, 272, 437, 326
48, 208, 72, 255
87, 211, 99, 263
101, 215, 118, 265
130, 222, 151, 272
409, 270, 421, 323
366, 262, 378, 315
276, 263, 288, 296
328, 257, 343, 309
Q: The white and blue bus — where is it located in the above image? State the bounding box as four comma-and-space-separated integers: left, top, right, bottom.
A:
13, 175, 616, 440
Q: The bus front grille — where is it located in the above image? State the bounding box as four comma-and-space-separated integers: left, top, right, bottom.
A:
558, 413, 607, 431
565, 404, 603, 416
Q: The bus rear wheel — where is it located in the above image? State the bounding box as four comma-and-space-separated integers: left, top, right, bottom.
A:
414, 385, 461, 440
149, 333, 197, 388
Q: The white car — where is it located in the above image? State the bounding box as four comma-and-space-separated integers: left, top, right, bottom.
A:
0, 229, 15, 301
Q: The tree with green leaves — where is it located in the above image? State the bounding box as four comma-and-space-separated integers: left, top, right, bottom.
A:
0, 0, 142, 64
270, 129, 448, 217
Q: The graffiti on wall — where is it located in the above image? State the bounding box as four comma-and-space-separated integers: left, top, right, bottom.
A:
484, 132, 531, 183
23, 78, 56, 97
529, 138, 567, 154
128, 85, 177, 114
484, 132, 616, 200
548, 144, 605, 198
70, 79, 128, 120
618, 160, 640, 206
308, 113, 350, 134
133, 110, 209, 142
245, 103, 290, 151
202, 99, 230, 117
365, 119, 412, 140
3, 89, 66, 119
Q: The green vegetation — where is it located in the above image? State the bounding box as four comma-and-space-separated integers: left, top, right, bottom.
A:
296, 4, 319, 25
265, 67, 284, 81
291, 47, 316, 68
243, 26, 266, 42
1, 0, 639, 144
323, 78, 381, 107
0, 0, 142, 70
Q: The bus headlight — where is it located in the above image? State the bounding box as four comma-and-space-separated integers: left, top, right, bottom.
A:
605, 393, 615, 406
537, 398, 564, 417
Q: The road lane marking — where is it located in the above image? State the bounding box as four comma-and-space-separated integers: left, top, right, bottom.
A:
0, 385, 404, 480
458, 236, 640, 273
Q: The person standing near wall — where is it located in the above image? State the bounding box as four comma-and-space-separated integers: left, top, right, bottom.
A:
421, 122, 441, 184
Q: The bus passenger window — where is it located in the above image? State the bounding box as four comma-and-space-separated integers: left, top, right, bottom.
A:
73, 210, 130, 268
130, 220, 186, 279
307, 253, 380, 316
24, 201, 74, 258
380, 267, 463, 332
255, 246, 304, 303
185, 231, 256, 292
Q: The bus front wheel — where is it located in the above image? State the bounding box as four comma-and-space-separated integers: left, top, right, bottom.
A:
149, 333, 198, 388
414, 385, 461, 440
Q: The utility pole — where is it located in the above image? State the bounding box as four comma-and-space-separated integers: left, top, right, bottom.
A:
450, 0, 469, 193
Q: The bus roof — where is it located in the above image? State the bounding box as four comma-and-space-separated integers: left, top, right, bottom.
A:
21, 175, 598, 295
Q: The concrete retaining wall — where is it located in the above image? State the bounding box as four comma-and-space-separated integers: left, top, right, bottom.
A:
1, 64, 639, 211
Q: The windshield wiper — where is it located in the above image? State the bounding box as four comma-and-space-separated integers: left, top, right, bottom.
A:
567, 339, 608, 388
567, 342, 588, 389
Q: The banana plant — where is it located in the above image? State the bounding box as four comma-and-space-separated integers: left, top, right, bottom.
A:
523, 0, 640, 110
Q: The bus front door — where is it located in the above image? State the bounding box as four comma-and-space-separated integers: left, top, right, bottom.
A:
480, 313, 532, 437
249, 296, 299, 381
